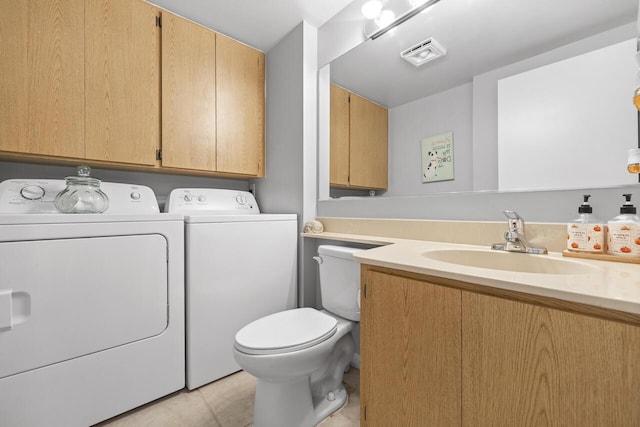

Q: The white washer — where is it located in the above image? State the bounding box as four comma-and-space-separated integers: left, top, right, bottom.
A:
166, 188, 297, 390
0, 179, 185, 427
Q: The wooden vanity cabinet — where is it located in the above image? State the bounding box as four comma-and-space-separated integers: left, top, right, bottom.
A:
361, 265, 640, 427
463, 292, 640, 426
360, 268, 462, 426
330, 84, 388, 191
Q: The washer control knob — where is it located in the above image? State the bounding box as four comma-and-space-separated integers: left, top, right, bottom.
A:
184, 194, 193, 202
198, 195, 206, 203
20, 185, 45, 200
130, 192, 141, 200
236, 195, 246, 205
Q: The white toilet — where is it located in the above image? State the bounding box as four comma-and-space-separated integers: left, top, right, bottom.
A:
233, 245, 362, 427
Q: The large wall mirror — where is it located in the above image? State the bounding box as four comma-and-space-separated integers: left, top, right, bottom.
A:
319, 0, 639, 200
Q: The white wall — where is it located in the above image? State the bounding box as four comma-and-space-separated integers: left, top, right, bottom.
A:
472, 23, 636, 191
497, 38, 637, 191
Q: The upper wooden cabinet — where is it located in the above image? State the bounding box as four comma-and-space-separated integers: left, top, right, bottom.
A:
330, 84, 388, 191
330, 84, 350, 187
161, 12, 217, 171
161, 20, 265, 177
85, 0, 160, 166
0, 1, 265, 178
216, 34, 265, 177
0, 0, 160, 165
0, 0, 85, 159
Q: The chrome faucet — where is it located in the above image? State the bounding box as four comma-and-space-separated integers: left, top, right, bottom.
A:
491, 210, 548, 254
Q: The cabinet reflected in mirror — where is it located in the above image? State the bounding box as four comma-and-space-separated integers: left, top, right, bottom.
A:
330, 84, 388, 191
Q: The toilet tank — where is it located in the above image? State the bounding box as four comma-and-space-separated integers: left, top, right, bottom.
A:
317, 245, 363, 321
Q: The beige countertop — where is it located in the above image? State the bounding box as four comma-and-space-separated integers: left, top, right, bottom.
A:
304, 230, 640, 316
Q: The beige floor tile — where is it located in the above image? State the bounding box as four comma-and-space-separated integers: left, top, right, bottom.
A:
319, 412, 359, 427
198, 371, 257, 427
318, 367, 360, 427
96, 388, 220, 427
95, 368, 359, 427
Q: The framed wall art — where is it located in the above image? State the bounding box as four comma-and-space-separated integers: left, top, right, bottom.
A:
421, 132, 454, 183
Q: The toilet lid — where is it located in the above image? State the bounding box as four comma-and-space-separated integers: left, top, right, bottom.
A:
234, 308, 338, 355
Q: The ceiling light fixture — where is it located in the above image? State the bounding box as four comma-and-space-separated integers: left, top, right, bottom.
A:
361, 0, 383, 19
376, 9, 396, 29
400, 37, 447, 67
369, 0, 440, 40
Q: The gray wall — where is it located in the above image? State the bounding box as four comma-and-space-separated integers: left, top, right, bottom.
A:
387, 83, 473, 196
318, 184, 640, 223
0, 161, 247, 209
255, 21, 319, 308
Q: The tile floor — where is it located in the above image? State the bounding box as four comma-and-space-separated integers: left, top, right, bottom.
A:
97, 368, 360, 427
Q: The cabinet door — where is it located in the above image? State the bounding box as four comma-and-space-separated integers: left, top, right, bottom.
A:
349, 93, 388, 190
161, 12, 217, 171
216, 34, 265, 176
361, 269, 462, 426
462, 292, 640, 426
330, 84, 350, 187
0, 0, 85, 158
85, 0, 160, 165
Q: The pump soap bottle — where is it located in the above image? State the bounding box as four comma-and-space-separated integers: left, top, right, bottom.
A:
567, 195, 604, 253
607, 194, 640, 257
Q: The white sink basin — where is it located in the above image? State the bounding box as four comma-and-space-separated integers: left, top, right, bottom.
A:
422, 249, 601, 275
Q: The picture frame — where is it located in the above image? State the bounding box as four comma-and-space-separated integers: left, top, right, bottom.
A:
421, 132, 454, 183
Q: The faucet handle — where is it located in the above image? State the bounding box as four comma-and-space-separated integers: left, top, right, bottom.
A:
503, 210, 523, 221
503, 210, 524, 234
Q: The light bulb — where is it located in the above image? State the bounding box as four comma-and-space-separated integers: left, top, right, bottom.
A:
361, 0, 382, 19
376, 9, 396, 29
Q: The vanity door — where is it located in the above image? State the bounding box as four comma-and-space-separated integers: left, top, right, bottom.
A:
360, 268, 461, 426
462, 291, 640, 426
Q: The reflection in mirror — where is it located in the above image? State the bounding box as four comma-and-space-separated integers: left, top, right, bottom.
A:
320, 0, 639, 199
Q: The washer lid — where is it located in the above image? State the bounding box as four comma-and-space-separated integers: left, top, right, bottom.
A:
235, 308, 337, 355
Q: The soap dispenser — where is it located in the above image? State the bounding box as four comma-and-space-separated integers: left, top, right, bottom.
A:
607, 194, 640, 257
567, 195, 604, 253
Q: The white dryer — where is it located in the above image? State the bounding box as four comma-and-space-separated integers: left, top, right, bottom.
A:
0, 179, 185, 427
166, 188, 297, 390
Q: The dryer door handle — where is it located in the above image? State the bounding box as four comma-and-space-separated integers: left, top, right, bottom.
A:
0, 289, 30, 332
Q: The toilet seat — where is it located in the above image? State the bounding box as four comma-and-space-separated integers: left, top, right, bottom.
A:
234, 308, 337, 355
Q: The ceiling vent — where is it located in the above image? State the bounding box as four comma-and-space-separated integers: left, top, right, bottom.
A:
400, 37, 447, 67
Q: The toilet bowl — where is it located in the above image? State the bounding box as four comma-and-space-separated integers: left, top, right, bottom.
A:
233, 245, 363, 427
